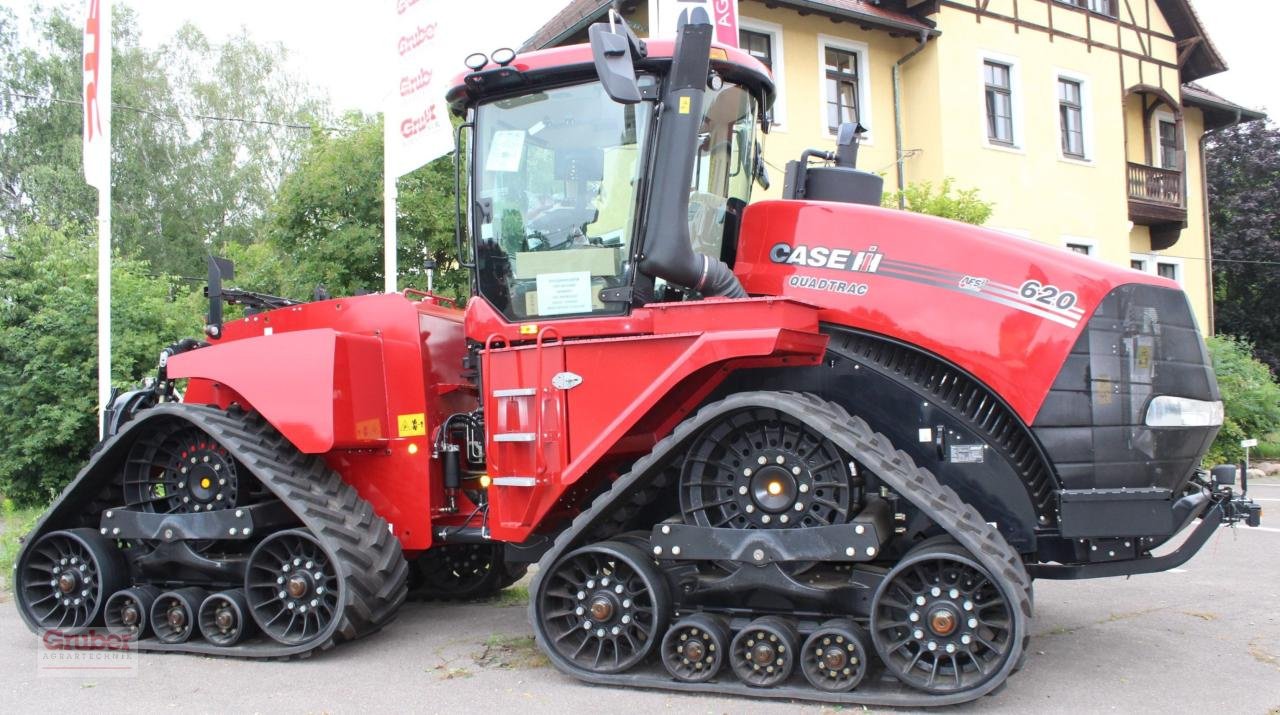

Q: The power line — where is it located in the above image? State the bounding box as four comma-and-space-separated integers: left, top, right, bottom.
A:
1, 88, 344, 133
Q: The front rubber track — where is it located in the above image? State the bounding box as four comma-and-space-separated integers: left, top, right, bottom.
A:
13, 404, 409, 659
529, 391, 1032, 708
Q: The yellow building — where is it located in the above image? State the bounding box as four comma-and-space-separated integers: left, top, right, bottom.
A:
523, 0, 1264, 332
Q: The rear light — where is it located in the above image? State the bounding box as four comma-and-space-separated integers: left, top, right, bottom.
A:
1144, 396, 1224, 427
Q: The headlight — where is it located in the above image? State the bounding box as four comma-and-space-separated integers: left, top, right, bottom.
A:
1144, 396, 1225, 427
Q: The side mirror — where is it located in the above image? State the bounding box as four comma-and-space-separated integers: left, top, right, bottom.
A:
589, 14, 646, 105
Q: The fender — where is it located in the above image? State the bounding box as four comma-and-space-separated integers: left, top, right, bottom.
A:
166, 328, 389, 453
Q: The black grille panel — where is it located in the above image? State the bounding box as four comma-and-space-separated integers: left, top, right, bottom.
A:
831, 332, 1059, 523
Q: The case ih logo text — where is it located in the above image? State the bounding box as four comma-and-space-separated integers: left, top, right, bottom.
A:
770, 243, 885, 273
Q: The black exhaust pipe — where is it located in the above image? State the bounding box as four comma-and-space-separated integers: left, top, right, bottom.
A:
636, 8, 745, 299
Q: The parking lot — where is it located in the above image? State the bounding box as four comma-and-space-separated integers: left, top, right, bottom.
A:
1, 482, 1277, 714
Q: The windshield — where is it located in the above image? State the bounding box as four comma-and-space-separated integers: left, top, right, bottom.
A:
473, 82, 652, 320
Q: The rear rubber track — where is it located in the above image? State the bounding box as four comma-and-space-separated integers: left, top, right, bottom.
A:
529, 390, 1032, 707
15, 404, 408, 659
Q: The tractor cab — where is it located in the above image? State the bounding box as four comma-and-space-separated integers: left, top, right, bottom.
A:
447, 9, 774, 322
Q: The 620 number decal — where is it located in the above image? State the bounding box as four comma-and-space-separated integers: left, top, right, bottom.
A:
1019, 280, 1078, 311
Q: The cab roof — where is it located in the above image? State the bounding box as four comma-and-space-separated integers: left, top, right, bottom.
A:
446, 39, 775, 113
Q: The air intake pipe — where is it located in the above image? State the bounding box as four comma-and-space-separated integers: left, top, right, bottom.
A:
636, 9, 746, 299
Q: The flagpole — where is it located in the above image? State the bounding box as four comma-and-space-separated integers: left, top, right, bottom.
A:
97, 183, 110, 437
85, 0, 113, 438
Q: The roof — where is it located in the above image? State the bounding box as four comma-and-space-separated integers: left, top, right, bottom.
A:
521, 0, 936, 52
1154, 0, 1228, 82
1182, 82, 1267, 130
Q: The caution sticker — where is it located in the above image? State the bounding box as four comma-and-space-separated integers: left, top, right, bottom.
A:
679, 96, 691, 114
397, 413, 427, 437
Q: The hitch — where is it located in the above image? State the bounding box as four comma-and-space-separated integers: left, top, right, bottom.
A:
1209, 465, 1263, 528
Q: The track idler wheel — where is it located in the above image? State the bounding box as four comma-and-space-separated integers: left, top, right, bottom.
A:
871, 541, 1018, 694
245, 529, 341, 646
730, 616, 799, 687
534, 541, 671, 674
199, 589, 257, 646
660, 613, 730, 683
105, 586, 162, 638
16, 528, 127, 634
151, 587, 207, 644
800, 618, 872, 692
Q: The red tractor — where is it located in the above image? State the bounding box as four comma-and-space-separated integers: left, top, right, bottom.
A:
15, 10, 1261, 706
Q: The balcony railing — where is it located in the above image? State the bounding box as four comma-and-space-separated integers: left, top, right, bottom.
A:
1127, 162, 1183, 207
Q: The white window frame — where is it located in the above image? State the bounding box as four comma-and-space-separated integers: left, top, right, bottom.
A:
738, 17, 787, 131
1151, 109, 1181, 169
1061, 236, 1098, 256
979, 51, 1024, 153
1130, 252, 1184, 284
1054, 68, 1094, 165
818, 35, 873, 142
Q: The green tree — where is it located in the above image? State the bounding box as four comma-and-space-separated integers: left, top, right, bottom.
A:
0, 2, 325, 275
1207, 120, 1280, 375
0, 221, 202, 504
882, 178, 994, 225
237, 113, 464, 301
1203, 335, 1280, 466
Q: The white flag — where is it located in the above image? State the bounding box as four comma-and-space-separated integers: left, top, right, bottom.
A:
83, 0, 111, 189
388, 0, 461, 178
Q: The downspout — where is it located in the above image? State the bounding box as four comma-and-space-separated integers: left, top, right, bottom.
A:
1198, 107, 1243, 335
893, 31, 930, 209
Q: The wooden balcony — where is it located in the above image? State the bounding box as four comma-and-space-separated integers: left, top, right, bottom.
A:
1127, 162, 1186, 249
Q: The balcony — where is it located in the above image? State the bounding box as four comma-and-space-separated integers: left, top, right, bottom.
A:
1127, 162, 1186, 249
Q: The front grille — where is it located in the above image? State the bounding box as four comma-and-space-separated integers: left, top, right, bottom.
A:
1033, 284, 1219, 493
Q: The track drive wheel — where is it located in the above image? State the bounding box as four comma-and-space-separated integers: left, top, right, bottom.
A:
16, 529, 127, 634
534, 541, 671, 674
245, 529, 341, 646
661, 613, 730, 683
730, 616, 799, 687
408, 543, 527, 600
871, 540, 1020, 694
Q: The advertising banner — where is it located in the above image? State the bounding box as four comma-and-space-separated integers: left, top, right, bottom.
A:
650, 0, 739, 45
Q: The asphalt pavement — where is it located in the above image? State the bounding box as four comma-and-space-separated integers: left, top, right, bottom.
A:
2, 484, 1278, 714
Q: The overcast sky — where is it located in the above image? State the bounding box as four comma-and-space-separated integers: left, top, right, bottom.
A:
34, 0, 1280, 119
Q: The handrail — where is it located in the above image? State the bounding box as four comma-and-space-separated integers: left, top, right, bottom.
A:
1127, 162, 1183, 207
533, 326, 562, 477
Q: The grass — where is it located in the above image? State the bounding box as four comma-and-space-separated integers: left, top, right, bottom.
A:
1254, 432, 1280, 460
0, 500, 44, 592
493, 584, 528, 607
475, 633, 549, 670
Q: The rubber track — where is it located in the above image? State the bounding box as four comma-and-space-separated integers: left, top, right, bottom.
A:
529, 391, 1032, 707
15, 404, 408, 659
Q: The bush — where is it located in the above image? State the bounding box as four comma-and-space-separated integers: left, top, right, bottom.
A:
0, 222, 203, 505
881, 178, 994, 226
1203, 335, 1280, 466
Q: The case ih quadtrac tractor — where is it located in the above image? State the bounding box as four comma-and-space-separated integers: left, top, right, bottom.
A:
15, 10, 1262, 706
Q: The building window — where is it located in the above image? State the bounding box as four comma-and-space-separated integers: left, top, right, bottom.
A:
740, 19, 786, 129
1131, 254, 1182, 284
740, 29, 773, 70
1066, 242, 1092, 255
824, 46, 861, 134
1058, 78, 1085, 159
984, 61, 1014, 146
1158, 119, 1180, 169
1057, 0, 1116, 16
